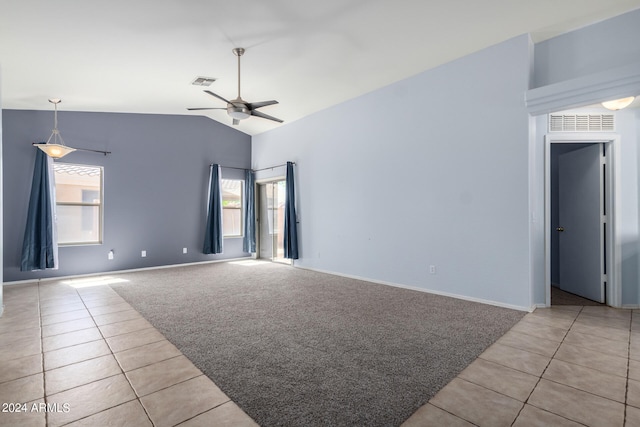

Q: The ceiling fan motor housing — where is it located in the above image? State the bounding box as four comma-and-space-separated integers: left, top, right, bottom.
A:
227, 102, 250, 120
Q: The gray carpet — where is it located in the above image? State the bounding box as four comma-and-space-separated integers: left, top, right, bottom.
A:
109, 261, 525, 426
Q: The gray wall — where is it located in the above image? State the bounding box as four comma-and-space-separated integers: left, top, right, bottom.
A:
3, 110, 251, 282
534, 8, 640, 88
254, 35, 534, 310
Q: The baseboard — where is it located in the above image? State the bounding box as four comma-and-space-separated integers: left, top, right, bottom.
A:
2, 256, 253, 286
622, 304, 640, 309
294, 265, 531, 312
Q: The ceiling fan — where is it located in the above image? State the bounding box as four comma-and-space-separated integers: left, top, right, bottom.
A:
188, 47, 283, 125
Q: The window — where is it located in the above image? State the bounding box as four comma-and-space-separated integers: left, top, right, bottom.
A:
54, 163, 103, 245
221, 179, 243, 237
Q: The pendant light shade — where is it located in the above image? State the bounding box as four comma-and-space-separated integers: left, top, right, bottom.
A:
601, 96, 635, 111
36, 99, 76, 159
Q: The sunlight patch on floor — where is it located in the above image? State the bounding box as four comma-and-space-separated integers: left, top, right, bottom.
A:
62, 276, 130, 288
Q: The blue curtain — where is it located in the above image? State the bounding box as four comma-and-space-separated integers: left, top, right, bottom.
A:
21, 149, 58, 271
243, 169, 256, 253
203, 164, 223, 254
284, 161, 299, 259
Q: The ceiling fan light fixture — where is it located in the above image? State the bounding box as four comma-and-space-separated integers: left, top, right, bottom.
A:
601, 96, 635, 110
227, 104, 250, 120
37, 99, 77, 159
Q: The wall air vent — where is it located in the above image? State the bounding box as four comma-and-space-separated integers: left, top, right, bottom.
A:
549, 113, 615, 132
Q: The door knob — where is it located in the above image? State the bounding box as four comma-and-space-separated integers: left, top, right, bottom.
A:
556, 227, 565, 232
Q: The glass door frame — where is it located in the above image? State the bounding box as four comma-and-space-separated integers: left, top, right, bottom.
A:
256, 177, 291, 265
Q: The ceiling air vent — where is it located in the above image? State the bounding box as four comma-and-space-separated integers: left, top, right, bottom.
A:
549, 114, 615, 132
191, 76, 216, 86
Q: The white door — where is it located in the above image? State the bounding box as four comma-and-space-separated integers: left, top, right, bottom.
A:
557, 144, 604, 302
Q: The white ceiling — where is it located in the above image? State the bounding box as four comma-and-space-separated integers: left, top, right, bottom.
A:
2, 0, 640, 136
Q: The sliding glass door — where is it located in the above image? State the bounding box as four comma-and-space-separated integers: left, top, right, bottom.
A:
257, 180, 288, 263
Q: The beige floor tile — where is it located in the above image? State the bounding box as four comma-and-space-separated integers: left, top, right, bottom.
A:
512, 404, 583, 427
479, 343, 550, 376
429, 378, 522, 427
126, 355, 202, 397
0, 373, 44, 404
64, 400, 153, 427
401, 404, 473, 427
581, 306, 631, 320
510, 319, 568, 342
528, 379, 624, 426
77, 288, 120, 300
627, 405, 640, 426
45, 354, 122, 395
0, 317, 41, 335
41, 309, 91, 326
141, 375, 230, 427
524, 311, 575, 330
98, 318, 154, 338
576, 313, 630, 331
495, 330, 560, 357
47, 374, 136, 427
543, 359, 626, 403
0, 398, 46, 427
0, 333, 42, 362
458, 358, 539, 401
571, 322, 630, 343
114, 339, 182, 372
88, 302, 133, 317
93, 309, 143, 326
42, 317, 96, 338
40, 302, 86, 316
0, 325, 41, 342
628, 379, 640, 409
0, 353, 42, 384
555, 342, 628, 378
83, 296, 128, 309
42, 327, 103, 352
44, 340, 112, 371
533, 306, 581, 317
106, 327, 166, 353
564, 330, 629, 358
629, 359, 640, 382
630, 333, 640, 361
176, 401, 260, 427
40, 296, 83, 308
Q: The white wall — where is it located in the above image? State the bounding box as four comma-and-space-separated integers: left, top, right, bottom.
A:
254, 35, 533, 310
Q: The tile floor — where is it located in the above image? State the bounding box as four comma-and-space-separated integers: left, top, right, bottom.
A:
1, 280, 639, 426
0, 281, 258, 427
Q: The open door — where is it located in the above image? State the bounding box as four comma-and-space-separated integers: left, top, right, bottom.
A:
557, 144, 605, 303
257, 180, 288, 263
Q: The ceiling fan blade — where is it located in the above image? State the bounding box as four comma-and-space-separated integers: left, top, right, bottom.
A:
251, 110, 283, 123
232, 118, 240, 125
247, 100, 279, 110
204, 90, 231, 105
187, 107, 227, 111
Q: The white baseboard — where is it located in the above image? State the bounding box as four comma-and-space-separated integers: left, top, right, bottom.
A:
2, 256, 253, 286
622, 304, 640, 309
294, 265, 531, 312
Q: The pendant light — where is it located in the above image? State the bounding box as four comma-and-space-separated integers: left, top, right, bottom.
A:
601, 96, 635, 111
36, 98, 76, 159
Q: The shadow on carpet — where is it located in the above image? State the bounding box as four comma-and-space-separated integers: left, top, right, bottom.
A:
109, 261, 525, 426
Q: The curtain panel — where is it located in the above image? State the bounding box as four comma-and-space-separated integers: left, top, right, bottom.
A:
243, 169, 256, 253
203, 164, 224, 254
21, 148, 58, 271
284, 161, 299, 259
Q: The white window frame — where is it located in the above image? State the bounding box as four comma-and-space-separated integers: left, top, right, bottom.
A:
54, 162, 104, 246
221, 178, 244, 238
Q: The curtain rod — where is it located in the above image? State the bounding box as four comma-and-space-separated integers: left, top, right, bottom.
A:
211, 162, 296, 172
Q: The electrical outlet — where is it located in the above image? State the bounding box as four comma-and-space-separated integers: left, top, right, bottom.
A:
429, 265, 436, 275
183, 247, 188, 254
141, 250, 147, 257
108, 250, 114, 260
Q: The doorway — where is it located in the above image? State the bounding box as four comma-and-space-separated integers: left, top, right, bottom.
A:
544, 134, 621, 307
257, 180, 289, 263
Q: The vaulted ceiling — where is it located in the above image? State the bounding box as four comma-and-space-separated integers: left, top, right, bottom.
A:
2, 0, 640, 135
